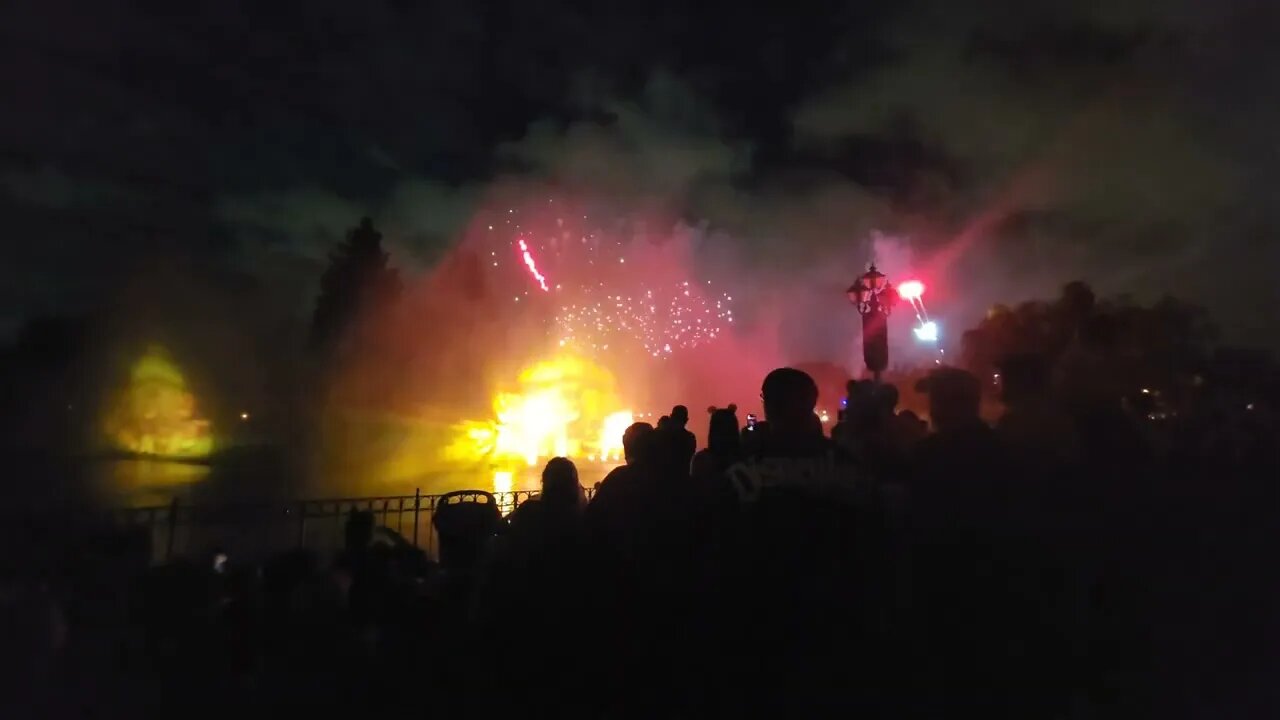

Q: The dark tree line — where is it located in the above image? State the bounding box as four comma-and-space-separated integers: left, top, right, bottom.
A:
960, 281, 1277, 413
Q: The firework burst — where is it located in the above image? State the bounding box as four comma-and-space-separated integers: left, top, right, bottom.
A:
485, 202, 736, 358
552, 280, 733, 357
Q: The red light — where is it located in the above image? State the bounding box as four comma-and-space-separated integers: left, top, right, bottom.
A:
517, 237, 549, 292
897, 280, 925, 300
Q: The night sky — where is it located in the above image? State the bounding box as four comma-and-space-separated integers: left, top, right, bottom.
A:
3, 0, 1279, 350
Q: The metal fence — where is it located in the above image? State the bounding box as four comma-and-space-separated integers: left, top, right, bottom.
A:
103, 489, 586, 564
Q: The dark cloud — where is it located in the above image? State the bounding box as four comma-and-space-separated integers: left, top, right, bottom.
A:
1, 0, 1277, 349
497, 74, 745, 196
785, 0, 1278, 339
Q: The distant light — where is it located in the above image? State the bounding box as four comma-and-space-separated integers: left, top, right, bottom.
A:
239, 412, 250, 421
898, 280, 925, 300
1246, 403, 1255, 411
913, 321, 939, 342
1141, 388, 1151, 394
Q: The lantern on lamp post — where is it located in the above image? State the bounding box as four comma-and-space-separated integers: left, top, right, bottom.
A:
846, 264, 897, 380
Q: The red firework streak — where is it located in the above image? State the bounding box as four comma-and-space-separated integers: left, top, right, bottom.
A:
517, 237, 549, 291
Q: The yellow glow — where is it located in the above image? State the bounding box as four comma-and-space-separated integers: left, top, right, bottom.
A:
105, 346, 213, 458
598, 410, 633, 462
493, 470, 515, 513
493, 470, 514, 494
494, 385, 580, 466
448, 354, 631, 468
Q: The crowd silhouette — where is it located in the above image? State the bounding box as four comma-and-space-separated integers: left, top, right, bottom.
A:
4, 362, 1278, 718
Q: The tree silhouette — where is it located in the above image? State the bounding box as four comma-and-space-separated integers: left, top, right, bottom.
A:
961, 281, 1230, 406
309, 217, 401, 357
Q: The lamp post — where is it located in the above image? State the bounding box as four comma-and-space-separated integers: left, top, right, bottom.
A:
847, 264, 898, 381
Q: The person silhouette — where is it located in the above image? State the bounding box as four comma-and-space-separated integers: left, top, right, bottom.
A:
757, 367, 828, 457
700, 369, 872, 708
507, 456, 585, 539
584, 420, 695, 703
909, 367, 1018, 703
691, 404, 741, 486
656, 405, 697, 477
588, 422, 656, 521
474, 457, 589, 709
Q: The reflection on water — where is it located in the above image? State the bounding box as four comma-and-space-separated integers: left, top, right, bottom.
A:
91, 458, 212, 508
85, 454, 620, 510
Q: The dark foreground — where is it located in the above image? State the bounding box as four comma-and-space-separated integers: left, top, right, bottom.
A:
3, 368, 1278, 719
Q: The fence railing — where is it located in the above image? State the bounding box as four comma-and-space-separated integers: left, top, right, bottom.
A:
102, 489, 584, 563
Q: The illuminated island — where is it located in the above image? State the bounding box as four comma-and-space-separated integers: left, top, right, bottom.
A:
103, 346, 213, 461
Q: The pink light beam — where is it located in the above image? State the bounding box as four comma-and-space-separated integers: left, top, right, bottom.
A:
517, 237, 549, 292
896, 279, 930, 327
